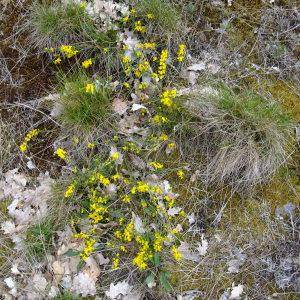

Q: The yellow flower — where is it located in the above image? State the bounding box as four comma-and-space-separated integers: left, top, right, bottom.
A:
112, 256, 120, 270
149, 162, 164, 170
121, 55, 130, 63
123, 82, 130, 89
167, 143, 176, 149
87, 143, 95, 149
159, 133, 169, 141
24, 129, 39, 142
171, 245, 182, 261
111, 174, 120, 181
134, 21, 146, 33
160, 88, 177, 107
153, 232, 165, 252
179, 210, 187, 217
177, 170, 185, 180
158, 49, 168, 79
98, 174, 110, 186
123, 222, 134, 242
19, 142, 27, 152
133, 237, 152, 270
119, 245, 127, 252
152, 115, 169, 125
131, 181, 150, 194
136, 42, 157, 50
114, 230, 123, 239
177, 44, 186, 62
82, 59, 92, 68
79, 2, 87, 9
55, 148, 67, 160
122, 15, 129, 22
60, 45, 78, 58
146, 13, 154, 20
103, 47, 110, 54
164, 195, 175, 208
53, 57, 62, 64
64, 184, 75, 198
130, 8, 137, 16
122, 195, 131, 203
138, 82, 148, 90
110, 152, 120, 160
85, 83, 95, 94
140, 199, 147, 208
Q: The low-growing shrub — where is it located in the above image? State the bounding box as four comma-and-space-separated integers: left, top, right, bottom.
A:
181, 86, 294, 191
61, 142, 189, 292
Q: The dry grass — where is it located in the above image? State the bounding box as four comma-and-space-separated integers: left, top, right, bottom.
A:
180, 85, 294, 192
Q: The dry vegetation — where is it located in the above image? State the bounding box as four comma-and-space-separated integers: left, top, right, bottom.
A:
0, 0, 299, 299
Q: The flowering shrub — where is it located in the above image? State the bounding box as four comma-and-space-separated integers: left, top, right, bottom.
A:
65, 145, 188, 278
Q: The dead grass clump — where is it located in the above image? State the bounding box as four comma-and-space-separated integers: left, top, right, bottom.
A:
181, 85, 294, 192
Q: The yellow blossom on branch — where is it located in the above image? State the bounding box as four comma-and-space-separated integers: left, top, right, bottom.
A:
60, 45, 78, 58
82, 58, 92, 68
177, 44, 186, 62
171, 245, 182, 261
85, 83, 95, 94
55, 148, 67, 160
64, 183, 75, 198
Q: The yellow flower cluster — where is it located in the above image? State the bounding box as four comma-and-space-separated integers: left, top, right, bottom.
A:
164, 195, 175, 208
159, 133, 169, 141
177, 170, 185, 180
134, 20, 146, 33
133, 236, 152, 270
160, 88, 177, 107
64, 183, 75, 198
110, 152, 120, 160
88, 203, 108, 224
149, 161, 164, 170
19, 129, 40, 152
55, 148, 67, 160
73, 232, 96, 261
171, 245, 182, 261
98, 174, 110, 186
138, 82, 148, 90
177, 44, 186, 62
146, 13, 154, 20
82, 238, 96, 260
82, 58, 92, 68
131, 181, 150, 194
122, 141, 141, 154
153, 232, 166, 252
53, 57, 62, 65
121, 55, 131, 76
123, 222, 134, 242
112, 255, 120, 270
60, 45, 78, 58
152, 114, 169, 125
158, 49, 168, 79
85, 83, 95, 94
134, 60, 150, 78
87, 143, 96, 149
136, 43, 157, 50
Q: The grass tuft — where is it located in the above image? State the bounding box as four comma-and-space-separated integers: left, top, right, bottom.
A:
181, 85, 294, 191
28, 1, 118, 50
135, 0, 181, 34
57, 72, 112, 127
